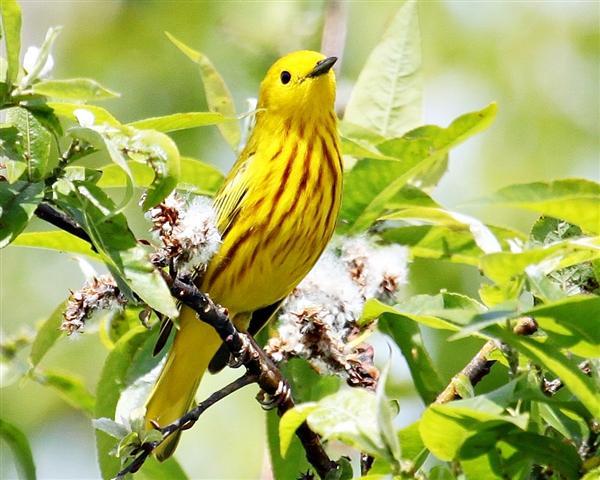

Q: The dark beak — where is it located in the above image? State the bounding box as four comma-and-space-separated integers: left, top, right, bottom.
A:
307, 56, 337, 78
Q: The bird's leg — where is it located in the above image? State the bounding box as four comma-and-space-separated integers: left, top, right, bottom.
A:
256, 378, 292, 410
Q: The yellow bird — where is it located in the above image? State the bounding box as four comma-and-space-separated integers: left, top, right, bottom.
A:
145, 50, 343, 460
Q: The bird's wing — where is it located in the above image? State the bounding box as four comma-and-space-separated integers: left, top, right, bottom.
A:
212, 148, 255, 239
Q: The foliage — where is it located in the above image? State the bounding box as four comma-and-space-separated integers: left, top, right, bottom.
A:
1, 2, 599, 480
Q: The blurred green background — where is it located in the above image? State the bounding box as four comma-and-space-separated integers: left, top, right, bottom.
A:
1, 1, 598, 478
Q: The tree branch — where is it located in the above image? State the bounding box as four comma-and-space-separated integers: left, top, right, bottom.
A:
165, 275, 339, 478
435, 317, 539, 404
34, 202, 96, 250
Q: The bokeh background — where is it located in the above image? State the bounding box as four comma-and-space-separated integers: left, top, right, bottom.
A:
1, 1, 598, 478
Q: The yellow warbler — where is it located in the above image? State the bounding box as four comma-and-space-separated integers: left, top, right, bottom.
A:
145, 50, 343, 460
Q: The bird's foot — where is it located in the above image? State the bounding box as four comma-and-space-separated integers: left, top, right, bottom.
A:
256, 379, 291, 410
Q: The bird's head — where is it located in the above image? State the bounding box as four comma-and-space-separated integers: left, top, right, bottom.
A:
257, 50, 337, 118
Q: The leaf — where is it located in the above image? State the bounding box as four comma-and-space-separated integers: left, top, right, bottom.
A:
0, 418, 36, 480
397, 421, 426, 464
502, 431, 581, 479
0, 0, 21, 85
5, 106, 53, 182
339, 103, 497, 234
478, 178, 600, 234
487, 325, 600, 418
480, 237, 600, 284
278, 403, 318, 457
523, 296, 600, 357
344, 0, 421, 137
99, 156, 223, 197
371, 301, 445, 404
305, 389, 390, 459
29, 300, 67, 368
386, 224, 524, 266
382, 207, 502, 254
94, 327, 148, 479
54, 181, 178, 317
0, 126, 27, 182
71, 125, 181, 209
127, 129, 180, 209
0, 180, 44, 248
92, 417, 129, 440
20, 26, 61, 87
12, 230, 101, 260
165, 32, 240, 150
31, 78, 119, 101
127, 112, 229, 132
48, 102, 120, 126
419, 401, 526, 461
31, 369, 95, 416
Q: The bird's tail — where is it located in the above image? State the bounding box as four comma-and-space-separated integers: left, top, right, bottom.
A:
144, 305, 222, 461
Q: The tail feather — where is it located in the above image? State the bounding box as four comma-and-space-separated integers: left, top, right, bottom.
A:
144, 306, 221, 461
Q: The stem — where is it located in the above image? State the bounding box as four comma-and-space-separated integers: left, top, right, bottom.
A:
34, 202, 96, 250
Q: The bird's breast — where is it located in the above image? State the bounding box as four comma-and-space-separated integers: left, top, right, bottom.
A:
203, 120, 342, 314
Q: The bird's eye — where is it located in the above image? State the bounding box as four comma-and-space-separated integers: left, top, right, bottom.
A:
280, 71, 291, 85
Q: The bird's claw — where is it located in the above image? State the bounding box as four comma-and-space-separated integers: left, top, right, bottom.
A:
227, 333, 258, 369
256, 379, 291, 410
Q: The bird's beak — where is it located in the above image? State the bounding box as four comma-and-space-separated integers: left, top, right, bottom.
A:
307, 56, 337, 78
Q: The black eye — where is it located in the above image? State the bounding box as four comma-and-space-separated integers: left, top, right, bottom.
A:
280, 71, 291, 84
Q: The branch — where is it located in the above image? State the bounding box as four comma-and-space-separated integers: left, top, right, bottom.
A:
321, 0, 348, 70
542, 360, 592, 396
34, 202, 96, 250
165, 276, 339, 478
435, 317, 539, 404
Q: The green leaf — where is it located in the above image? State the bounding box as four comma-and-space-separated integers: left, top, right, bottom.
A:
0, 0, 21, 85
382, 207, 502, 254
371, 301, 445, 404
487, 325, 600, 418
71, 125, 180, 209
502, 431, 581, 479
12, 230, 101, 260
397, 421, 426, 464
278, 403, 318, 457
523, 296, 600, 357
99, 156, 223, 197
165, 32, 240, 150
344, 0, 421, 137
135, 456, 188, 480
54, 181, 178, 317
419, 401, 526, 461
0, 125, 27, 182
0, 418, 36, 480
478, 178, 600, 234
0, 180, 44, 248
480, 237, 600, 284
304, 389, 390, 459
48, 102, 120, 126
339, 103, 497, 234
29, 300, 67, 368
94, 327, 148, 479
127, 112, 229, 132
31, 369, 95, 417
130, 129, 180, 209
31, 78, 119, 101
19, 26, 61, 87
5, 106, 53, 182
92, 417, 129, 439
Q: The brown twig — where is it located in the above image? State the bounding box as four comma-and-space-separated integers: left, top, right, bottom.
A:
320, 0, 348, 71
116, 373, 256, 478
542, 360, 592, 396
34, 202, 97, 251
435, 317, 539, 404
165, 276, 339, 478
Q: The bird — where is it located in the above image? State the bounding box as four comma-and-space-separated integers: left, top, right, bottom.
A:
144, 50, 343, 460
